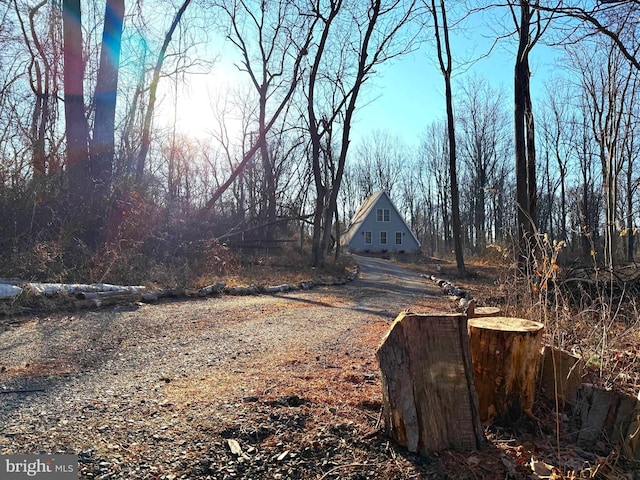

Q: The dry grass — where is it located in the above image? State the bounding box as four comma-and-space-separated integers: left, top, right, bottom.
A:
394, 248, 640, 398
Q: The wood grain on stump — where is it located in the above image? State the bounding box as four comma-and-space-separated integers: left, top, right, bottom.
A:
468, 316, 544, 424
376, 312, 484, 454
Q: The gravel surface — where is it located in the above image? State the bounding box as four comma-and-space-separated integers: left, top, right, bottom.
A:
0, 255, 513, 479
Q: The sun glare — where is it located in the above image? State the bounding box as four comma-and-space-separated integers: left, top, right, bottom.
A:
156, 68, 245, 142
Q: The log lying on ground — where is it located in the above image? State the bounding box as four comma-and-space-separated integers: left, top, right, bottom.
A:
0, 284, 22, 299
422, 274, 468, 298
376, 312, 484, 453
191, 282, 227, 297
263, 284, 297, 293
224, 285, 260, 296
469, 306, 502, 318
25, 282, 146, 296
468, 316, 544, 424
73, 290, 141, 309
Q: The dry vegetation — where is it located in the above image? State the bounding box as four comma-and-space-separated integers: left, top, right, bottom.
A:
3, 243, 640, 479
391, 239, 640, 390
391, 249, 640, 478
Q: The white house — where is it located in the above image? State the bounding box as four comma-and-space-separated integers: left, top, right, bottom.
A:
341, 191, 421, 254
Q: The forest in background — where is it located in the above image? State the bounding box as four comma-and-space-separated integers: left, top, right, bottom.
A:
0, 0, 639, 286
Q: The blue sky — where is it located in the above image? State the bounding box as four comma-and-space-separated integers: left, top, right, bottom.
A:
350, 14, 562, 148
161, 4, 563, 151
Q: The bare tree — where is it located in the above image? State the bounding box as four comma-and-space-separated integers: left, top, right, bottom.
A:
510, 0, 546, 265
91, 0, 124, 195
428, 0, 464, 273
216, 0, 314, 239
14, 0, 63, 178
201, 0, 316, 218
570, 39, 637, 267
538, 79, 577, 243
352, 130, 404, 198
306, 0, 419, 266
62, 0, 90, 198
420, 120, 451, 255
135, 0, 192, 183
457, 77, 510, 252
537, 1, 640, 70
621, 98, 640, 262
572, 114, 602, 260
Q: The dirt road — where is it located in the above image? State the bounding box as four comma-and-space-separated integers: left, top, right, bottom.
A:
0, 255, 456, 479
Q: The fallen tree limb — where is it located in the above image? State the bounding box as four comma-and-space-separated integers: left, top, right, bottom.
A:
1, 388, 45, 394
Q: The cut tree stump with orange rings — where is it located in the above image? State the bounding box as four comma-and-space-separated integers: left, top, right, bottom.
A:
468, 316, 544, 424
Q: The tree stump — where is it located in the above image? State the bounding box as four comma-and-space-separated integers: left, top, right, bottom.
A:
538, 346, 583, 406
376, 312, 484, 454
571, 384, 638, 452
468, 316, 544, 424
469, 306, 502, 318
622, 399, 640, 461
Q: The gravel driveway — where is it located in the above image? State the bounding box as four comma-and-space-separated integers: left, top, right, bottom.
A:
0, 255, 455, 479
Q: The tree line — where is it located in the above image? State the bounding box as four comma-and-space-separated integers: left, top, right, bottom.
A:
0, 0, 639, 283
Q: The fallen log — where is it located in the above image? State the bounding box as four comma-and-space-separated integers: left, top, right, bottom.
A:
298, 281, 316, 290
469, 306, 502, 318
225, 285, 259, 296
25, 282, 145, 296
376, 312, 484, 453
0, 284, 22, 300
73, 290, 140, 309
195, 282, 227, 296
263, 284, 297, 293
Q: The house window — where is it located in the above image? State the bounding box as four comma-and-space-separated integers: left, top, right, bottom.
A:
364, 231, 372, 244
376, 208, 390, 222
395, 232, 403, 245
380, 231, 387, 245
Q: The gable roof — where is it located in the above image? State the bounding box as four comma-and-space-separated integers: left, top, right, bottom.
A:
341, 191, 421, 248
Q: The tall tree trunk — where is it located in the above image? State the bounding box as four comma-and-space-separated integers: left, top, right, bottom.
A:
309, 2, 341, 267
626, 165, 634, 262
259, 85, 276, 240
135, 0, 192, 183
20, 0, 54, 178
91, 0, 124, 195
431, 0, 465, 275
62, 0, 90, 197
319, 0, 401, 262
514, 0, 537, 267
445, 73, 465, 274
30, 62, 47, 177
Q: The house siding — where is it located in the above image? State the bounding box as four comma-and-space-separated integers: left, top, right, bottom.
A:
343, 192, 420, 254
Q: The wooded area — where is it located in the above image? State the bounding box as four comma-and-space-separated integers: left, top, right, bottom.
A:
1, 0, 640, 284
